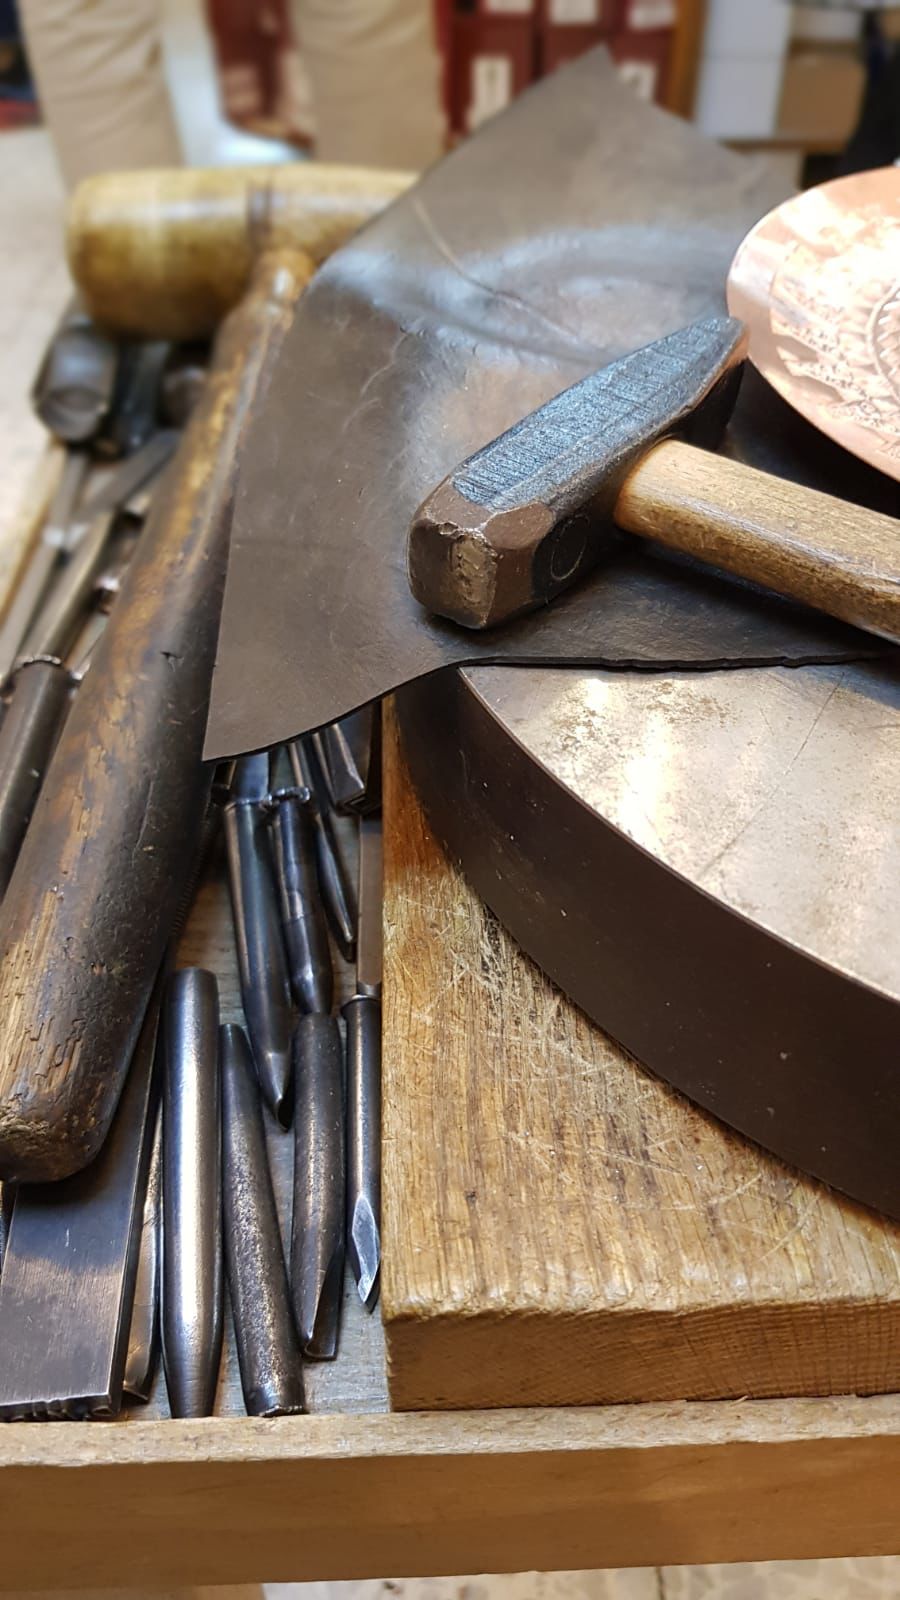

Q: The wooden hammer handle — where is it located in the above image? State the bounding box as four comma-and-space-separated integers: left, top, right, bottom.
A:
0, 247, 315, 1184
67, 163, 413, 340
616, 440, 900, 647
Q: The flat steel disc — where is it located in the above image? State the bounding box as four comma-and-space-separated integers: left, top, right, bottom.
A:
398, 653, 900, 1218
727, 166, 900, 480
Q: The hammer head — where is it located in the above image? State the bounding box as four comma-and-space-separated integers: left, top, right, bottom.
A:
408, 316, 747, 629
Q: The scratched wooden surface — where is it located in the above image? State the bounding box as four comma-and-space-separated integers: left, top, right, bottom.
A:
380, 707, 900, 1411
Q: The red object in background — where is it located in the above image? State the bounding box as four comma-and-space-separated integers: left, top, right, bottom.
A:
435, 0, 674, 138
449, 15, 537, 135
541, 23, 607, 72
205, 0, 314, 147
609, 27, 673, 103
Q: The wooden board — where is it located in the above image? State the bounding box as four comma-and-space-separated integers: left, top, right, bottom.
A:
3, 1397, 900, 1587
381, 709, 900, 1411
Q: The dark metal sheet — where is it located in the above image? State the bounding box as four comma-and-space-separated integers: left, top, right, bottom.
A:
205, 52, 896, 761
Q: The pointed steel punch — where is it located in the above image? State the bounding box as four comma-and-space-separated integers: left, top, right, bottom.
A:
222, 1023, 305, 1416
224, 753, 294, 1123
288, 736, 357, 963
161, 967, 223, 1419
270, 784, 333, 1016
344, 811, 383, 1308
291, 1011, 346, 1360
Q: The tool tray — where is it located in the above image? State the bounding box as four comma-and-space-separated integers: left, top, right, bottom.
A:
3, 745, 900, 1584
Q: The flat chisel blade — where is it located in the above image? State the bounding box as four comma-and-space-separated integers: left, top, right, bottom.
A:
0, 984, 160, 1419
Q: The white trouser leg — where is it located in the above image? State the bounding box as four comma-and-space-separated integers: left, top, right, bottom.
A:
290, 0, 444, 170
19, 0, 182, 188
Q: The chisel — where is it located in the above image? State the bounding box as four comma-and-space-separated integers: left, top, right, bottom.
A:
0, 974, 162, 1419
289, 737, 357, 964
291, 1012, 346, 1359
123, 1104, 162, 1405
221, 1023, 305, 1417
161, 967, 223, 1419
224, 753, 294, 1123
270, 784, 333, 1016
344, 812, 383, 1307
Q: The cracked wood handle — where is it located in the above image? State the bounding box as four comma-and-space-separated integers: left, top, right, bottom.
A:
0, 246, 315, 1184
67, 163, 414, 339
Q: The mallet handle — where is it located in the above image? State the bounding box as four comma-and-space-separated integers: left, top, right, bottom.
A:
617, 440, 900, 647
0, 246, 315, 1184
67, 163, 414, 340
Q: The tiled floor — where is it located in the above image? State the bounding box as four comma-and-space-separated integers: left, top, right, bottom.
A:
0, 6, 897, 1598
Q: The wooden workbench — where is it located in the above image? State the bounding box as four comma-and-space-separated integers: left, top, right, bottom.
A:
0, 461, 899, 1579
0, 208, 898, 1585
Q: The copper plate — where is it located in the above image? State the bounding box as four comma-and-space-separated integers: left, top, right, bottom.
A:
727, 166, 900, 482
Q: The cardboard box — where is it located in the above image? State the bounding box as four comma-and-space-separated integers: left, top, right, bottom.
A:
777, 47, 865, 146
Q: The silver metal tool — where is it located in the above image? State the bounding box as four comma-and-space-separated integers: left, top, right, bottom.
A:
318, 706, 381, 815
291, 1012, 346, 1359
123, 1104, 161, 1405
271, 786, 333, 1015
344, 812, 383, 1307
0, 450, 89, 683
289, 737, 357, 963
21, 431, 177, 663
221, 1023, 306, 1417
0, 656, 74, 899
224, 754, 294, 1123
161, 967, 223, 1419
0, 980, 161, 1419
31, 298, 118, 444
0, 1180, 14, 1278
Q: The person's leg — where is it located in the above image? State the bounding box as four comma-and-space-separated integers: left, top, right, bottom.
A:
292, 0, 443, 169
19, 0, 181, 187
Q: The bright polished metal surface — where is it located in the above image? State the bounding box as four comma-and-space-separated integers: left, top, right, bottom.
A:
467, 658, 900, 1004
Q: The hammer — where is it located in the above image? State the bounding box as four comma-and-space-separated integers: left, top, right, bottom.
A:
409, 317, 900, 642
0, 163, 412, 1184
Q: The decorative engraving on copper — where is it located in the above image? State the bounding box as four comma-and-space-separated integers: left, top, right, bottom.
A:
728, 166, 900, 482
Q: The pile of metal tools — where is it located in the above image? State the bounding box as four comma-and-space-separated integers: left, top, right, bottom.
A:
0, 305, 382, 1421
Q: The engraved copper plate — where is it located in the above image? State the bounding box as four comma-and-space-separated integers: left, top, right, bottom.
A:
727, 166, 900, 482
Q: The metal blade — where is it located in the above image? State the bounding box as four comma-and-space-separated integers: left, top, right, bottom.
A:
0, 981, 161, 1419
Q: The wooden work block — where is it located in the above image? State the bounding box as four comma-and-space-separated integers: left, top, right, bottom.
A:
381, 707, 900, 1410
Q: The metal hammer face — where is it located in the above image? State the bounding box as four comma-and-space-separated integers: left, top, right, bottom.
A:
407, 316, 747, 630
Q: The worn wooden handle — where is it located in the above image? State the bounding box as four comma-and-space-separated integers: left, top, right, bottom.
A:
616, 440, 900, 646
67, 163, 414, 339
0, 246, 315, 1184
